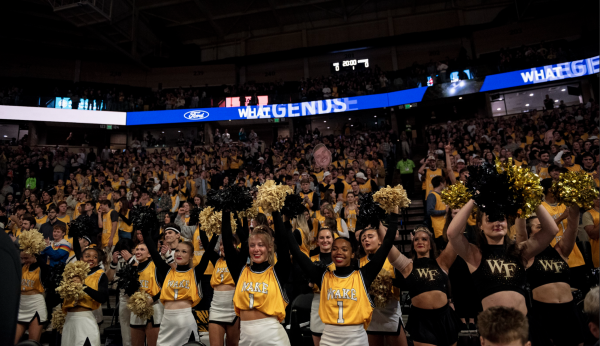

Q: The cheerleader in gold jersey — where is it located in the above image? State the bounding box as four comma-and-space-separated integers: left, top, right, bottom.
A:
309, 227, 336, 346
286, 211, 398, 346
141, 224, 218, 346
62, 235, 109, 346
15, 236, 48, 343
222, 211, 292, 346
198, 227, 241, 346
129, 242, 164, 346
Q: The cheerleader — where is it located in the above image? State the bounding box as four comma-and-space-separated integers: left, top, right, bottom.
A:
357, 216, 407, 346
197, 228, 240, 346
308, 227, 336, 346
380, 224, 461, 346
62, 235, 109, 346
128, 241, 164, 346
15, 244, 48, 343
519, 205, 585, 346
291, 212, 312, 257
446, 200, 558, 315
106, 239, 135, 346
221, 210, 292, 346
286, 211, 398, 346
341, 192, 359, 233
141, 223, 217, 346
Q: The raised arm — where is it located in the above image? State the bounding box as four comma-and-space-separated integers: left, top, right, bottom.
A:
141, 227, 170, 277
447, 200, 479, 268
514, 218, 528, 244
518, 205, 559, 261
377, 216, 412, 277
554, 205, 580, 259
284, 217, 325, 287
360, 213, 399, 288
272, 211, 292, 282
83, 273, 109, 304
222, 211, 244, 284
194, 231, 219, 277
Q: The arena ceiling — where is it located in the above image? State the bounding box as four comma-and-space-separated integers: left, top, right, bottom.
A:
2, 0, 590, 68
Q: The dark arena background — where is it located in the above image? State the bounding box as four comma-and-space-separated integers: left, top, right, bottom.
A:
0, 0, 599, 345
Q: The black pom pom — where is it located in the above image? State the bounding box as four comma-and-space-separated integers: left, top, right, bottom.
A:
115, 263, 141, 296
131, 206, 160, 235
207, 185, 253, 212
466, 162, 512, 222
188, 207, 203, 227
356, 193, 385, 231
281, 194, 307, 218
68, 215, 98, 243
44, 262, 65, 289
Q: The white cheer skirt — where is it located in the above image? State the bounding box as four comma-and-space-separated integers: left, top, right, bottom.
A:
61, 310, 101, 346
157, 308, 198, 346
92, 305, 103, 324
240, 316, 290, 346
367, 299, 402, 334
321, 324, 367, 346
18, 294, 48, 323
130, 299, 164, 327
310, 293, 325, 334
209, 290, 237, 324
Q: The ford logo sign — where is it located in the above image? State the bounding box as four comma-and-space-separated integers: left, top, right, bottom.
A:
184, 110, 209, 120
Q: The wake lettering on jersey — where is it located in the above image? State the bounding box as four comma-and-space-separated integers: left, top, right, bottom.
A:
539, 260, 566, 273
168, 279, 191, 289
21, 279, 35, 289
416, 268, 439, 281
139, 279, 150, 289
241, 281, 269, 294
326, 288, 358, 301
486, 260, 517, 278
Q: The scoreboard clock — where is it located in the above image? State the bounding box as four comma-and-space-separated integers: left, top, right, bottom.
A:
331, 59, 369, 72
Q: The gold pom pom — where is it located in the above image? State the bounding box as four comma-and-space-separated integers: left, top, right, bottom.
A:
552, 170, 599, 210
238, 200, 259, 220
368, 269, 395, 308
256, 180, 293, 213
127, 291, 154, 321
51, 306, 66, 334
496, 158, 544, 218
56, 261, 90, 301
199, 207, 237, 238
19, 229, 46, 255
373, 185, 411, 213
441, 182, 472, 210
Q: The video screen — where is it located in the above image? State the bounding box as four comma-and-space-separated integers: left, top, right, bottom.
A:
55, 97, 104, 110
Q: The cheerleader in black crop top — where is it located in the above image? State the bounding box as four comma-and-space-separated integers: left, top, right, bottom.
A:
447, 200, 558, 315
519, 207, 585, 346
286, 212, 398, 346
62, 234, 109, 346
222, 211, 292, 346
381, 225, 460, 346
141, 223, 217, 346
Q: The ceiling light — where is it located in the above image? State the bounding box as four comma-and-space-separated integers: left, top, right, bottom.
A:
351, 125, 353, 127
459, 81, 465, 87
459, 97, 462, 99
525, 104, 529, 106
497, 108, 501, 111
555, 100, 559, 102
162, 131, 164, 133
178, 131, 181, 132
324, 121, 326, 123
561, 89, 566, 91
374, 115, 377, 118
348, 118, 351, 120
529, 93, 534, 96
3, 135, 6, 138
327, 127, 330, 129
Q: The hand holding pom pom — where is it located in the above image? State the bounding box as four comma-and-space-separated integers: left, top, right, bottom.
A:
19, 229, 46, 255
441, 182, 472, 210
373, 185, 411, 213
128, 291, 154, 321
369, 269, 395, 308
256, 180, 293, 213
51, 306, 66, 334
56, 261, 90, 301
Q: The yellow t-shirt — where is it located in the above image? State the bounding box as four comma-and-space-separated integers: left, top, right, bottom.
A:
233, 265, 288, 322
160, 267, 202, 307
210, 258, 234, 288
319, 270, 374, 329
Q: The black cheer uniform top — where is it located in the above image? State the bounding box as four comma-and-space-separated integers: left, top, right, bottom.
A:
527, 246, 570, 290
472, 244, 526, 300
402, 257, 449, 298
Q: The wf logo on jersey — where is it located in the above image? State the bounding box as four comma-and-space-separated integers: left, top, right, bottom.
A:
486, 260, 518, 278
416, 268, 439, 281
241, 281, 269, 294
326, 288, 358, 301
168, 279, 191, 289
539, 260, 565, 273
